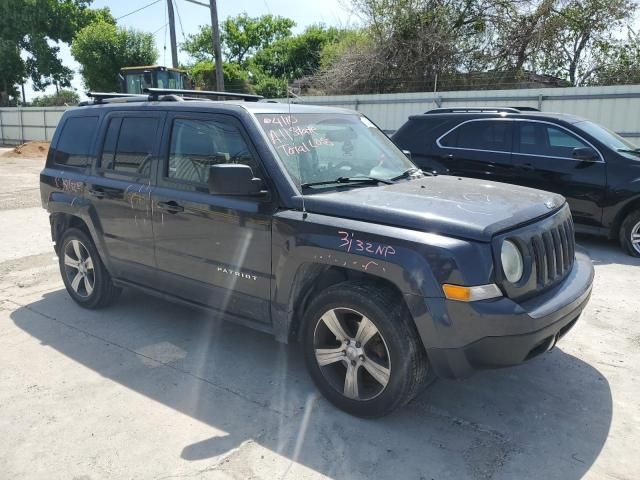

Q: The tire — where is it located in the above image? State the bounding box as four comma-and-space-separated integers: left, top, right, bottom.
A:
619, 210, 640, 257
301, 281, 432, 418
58, 228, 121, 309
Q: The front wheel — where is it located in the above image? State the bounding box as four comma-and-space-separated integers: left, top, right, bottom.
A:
302, 281, 431, 417
619, 210, 640, 257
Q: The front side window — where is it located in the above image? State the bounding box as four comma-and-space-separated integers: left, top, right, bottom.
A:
440, 120, 512, 152
517, 122, 589, 159
256, 113, 414, 188
575, 120, 639, 158
168, 118, 258, 185
54, 116, 98, 168
101, 117, 158, 177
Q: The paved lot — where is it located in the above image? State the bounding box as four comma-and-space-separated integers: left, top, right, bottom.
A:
1, 150, 639, 480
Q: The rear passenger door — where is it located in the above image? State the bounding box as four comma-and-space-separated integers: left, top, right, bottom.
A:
511, 121, 606, 227
88, 111, 165, 284
151, 112, 275, 324
436, 119, 515, 184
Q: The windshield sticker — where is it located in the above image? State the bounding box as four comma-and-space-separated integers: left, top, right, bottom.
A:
360, 116, 376, 128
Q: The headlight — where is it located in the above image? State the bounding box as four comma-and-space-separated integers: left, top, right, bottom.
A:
501, 240, 524, 284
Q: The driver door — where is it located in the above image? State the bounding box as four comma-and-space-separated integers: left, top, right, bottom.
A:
151, 112, 275, 324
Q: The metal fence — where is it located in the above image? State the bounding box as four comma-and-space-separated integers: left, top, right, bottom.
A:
0, 107, 68, 146
297, 84, 640, 142
1, 84, 640, 145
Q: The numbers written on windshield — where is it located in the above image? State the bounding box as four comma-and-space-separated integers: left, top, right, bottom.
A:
262, 115, 334, 157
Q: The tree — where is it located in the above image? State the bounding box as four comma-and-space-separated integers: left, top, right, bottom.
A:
189, 61, 254, 93
71, 20, 158, 92
590, 31, 640, 85
536, 0, 637, 85
251, 25, 347, 80
0, 0, 113, 104
317, 0, 500, 93
31, 89, 80, 106
183, 14, 295, 65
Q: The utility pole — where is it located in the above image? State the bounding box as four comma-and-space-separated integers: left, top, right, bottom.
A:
167, 0, 179, 68
183, 0, 225, 91
209, 0, 225, 91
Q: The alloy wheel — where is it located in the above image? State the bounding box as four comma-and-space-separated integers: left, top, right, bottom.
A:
313, 308, 391, 401
632, 221, 640, 255
63, 239, 95, 298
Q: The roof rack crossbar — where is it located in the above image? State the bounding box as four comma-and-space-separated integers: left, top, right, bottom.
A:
86, 92, 150, 104
143, 87, 263, 102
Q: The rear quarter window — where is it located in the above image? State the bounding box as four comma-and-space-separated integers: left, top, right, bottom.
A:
53, 116, 99, 168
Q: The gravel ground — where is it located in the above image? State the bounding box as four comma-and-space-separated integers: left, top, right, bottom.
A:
0, 150, 639, 480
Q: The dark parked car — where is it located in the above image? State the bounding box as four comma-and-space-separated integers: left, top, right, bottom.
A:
40, 91, 593, 417
392, 107, 640, 256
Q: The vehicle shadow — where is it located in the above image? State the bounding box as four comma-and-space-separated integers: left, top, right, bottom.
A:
577, 234, 640, 267
11, 289, 612, 479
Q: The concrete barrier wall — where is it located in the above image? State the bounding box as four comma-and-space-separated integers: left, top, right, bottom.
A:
2, 84, 640, 145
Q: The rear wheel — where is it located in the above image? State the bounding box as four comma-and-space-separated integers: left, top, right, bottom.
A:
59, 228, 121, 308
619, 210, 640, 257
302, 281, 431, 417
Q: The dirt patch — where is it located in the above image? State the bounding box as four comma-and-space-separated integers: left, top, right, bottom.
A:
1, 141, 50, 159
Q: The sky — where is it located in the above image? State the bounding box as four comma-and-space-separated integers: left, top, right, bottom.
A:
24, 0, 357, 100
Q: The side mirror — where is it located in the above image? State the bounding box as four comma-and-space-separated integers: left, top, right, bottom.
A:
572, 147, 598, 161
402, 149, 412, 160
208, 164, 263, 196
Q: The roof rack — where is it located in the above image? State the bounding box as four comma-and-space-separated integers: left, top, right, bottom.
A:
425, 106, 540, 114
144, 88, 263, 102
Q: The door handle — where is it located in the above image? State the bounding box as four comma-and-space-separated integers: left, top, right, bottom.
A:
447, 154, 454, 159
521, 163, 535, 171
87, 187, 106, 199
157, 201, 184, 213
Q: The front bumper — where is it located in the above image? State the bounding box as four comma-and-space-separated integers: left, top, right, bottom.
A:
406, 252, 594, 379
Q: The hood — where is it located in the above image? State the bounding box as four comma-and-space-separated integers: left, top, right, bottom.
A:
297, 176, 566, 242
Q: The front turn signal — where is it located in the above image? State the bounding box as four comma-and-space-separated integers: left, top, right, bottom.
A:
442, 283, 502, 302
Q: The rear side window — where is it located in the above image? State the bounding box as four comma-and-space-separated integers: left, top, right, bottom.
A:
53, 116, 98, 168
101, 117, 158, 177
167, 118, 258, 185
440, 120, 512, 152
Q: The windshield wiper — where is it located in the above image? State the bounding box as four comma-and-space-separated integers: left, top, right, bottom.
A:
301, 176, 393, 189
617, 148, 640, 155
390, 167, 424, 181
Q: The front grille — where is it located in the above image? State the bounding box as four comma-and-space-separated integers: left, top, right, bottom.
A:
530, 216, 575, 289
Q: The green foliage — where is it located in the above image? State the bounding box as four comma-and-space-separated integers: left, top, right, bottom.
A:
189, 61, 254, 93
0, 0, 113, 103
535, 0, 637, 85
71, 20, 158, 92
183, 14, 295, 65
251, 25, 348, 79
591, 32, 640, 85
31, 89, 80, 106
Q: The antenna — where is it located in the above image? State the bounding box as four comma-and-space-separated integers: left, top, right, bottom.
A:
287, 76, 307, 219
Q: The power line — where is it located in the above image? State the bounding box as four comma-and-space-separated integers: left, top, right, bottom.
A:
152, 22, 168, 35
172, 0, 188, 42
115, 0, 162, 21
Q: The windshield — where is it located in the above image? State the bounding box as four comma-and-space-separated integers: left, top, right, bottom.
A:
575, 120, 638, 152
256, 113, 415, 188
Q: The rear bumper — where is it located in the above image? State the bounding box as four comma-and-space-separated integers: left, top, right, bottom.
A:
406, 252, 594, 379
